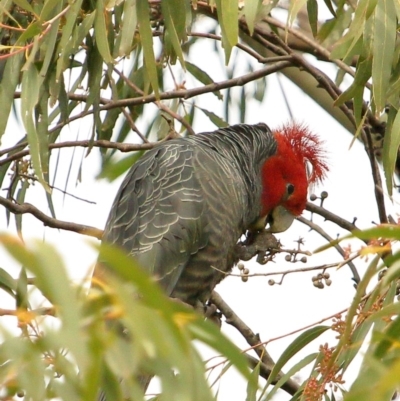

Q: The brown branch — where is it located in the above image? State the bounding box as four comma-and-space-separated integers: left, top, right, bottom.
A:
261, 16, 385, 136
252, 28, 357, 131
263, 16, 358, 85
188, 31, 293, 64
362, 128, 388, 224
210, 291, 300, 396
2, 62, 292, 167
306, 202, 359, 233
0, 306, 55, 317
101, 61, 292, 109
0, 139, 158, 167
297, 216, 361, 284
0, 196, 103, 239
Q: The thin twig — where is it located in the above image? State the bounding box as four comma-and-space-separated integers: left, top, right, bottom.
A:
0, 139, 158, 167
306, 202, 359, 233
298, 216, 361, 284
362, 128, 388, 224
0, 196, 103, 239
0, 306, 55, 317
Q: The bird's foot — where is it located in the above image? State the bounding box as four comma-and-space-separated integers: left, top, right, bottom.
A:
235, 230, 281, 264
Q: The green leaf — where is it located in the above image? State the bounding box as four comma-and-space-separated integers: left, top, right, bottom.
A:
334, 57, 371, 107
383, 107, 400, 196
118, 0, 137, 56
94, 0, 114, 64
55, 0, 84, 80
322, 0, 336, 17
267, 326, 329, 385
371, 0, 396, 114
239, 86, 246, 123
0, 267, 16, 297
39, 8, 62, 78
288, 0, 308, 26
15, 21, 42, 46
136, 1, 159, 97
316, 224, 400, 253
246, 359, 260, 401
307, 0, 318, 37
16, 267, 28, 310
186, 61, 223, 100
12, 0, 35, 15
98, 152, 143, 181
244, 0, 261, 35
161, 0, 186, 66
215, 0, 238, 62
197, 107, 228, 128
265, 353, 317, 400
0, 52, 23, 139
96, 242, 172, 311
188, 319, 250, 381
331, 0, 378, 60
39, 0, 60, 21
21, 65, 49, 191
15, 180, 29, 233
374, 314, 400, 359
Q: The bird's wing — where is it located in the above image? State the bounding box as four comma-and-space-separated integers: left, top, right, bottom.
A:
101, 143, 209, 296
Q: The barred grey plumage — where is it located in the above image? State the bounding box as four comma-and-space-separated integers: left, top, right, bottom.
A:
101, 123, 277, 306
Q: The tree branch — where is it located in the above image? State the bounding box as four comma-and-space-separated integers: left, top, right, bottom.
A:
306, 202, 359, 233
0, 139, 158, 167
0, 196, 103, 239
297, 216, 361, 284
210, 291, 300, 396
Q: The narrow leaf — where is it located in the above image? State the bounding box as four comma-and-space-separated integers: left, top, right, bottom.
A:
322, 0, 336, 17
197, 107, 228, 128
383, 107, 400, 196
161, 0, 186, 66
246, 359, 260, 401
186, 61, 223, 100
215, 0, 238, 62
21, 66, 49, 191
55, 0, 84, 80
307, 0, 318, 37
0, 267, 16, 297
136, 1, 159, 96
288, 0, 308, 26
94, 0, 114, 64
265, 353, 317, 400
118, 0, 137, 56
331, 0, 378, 60
244, 0, 261, 35
0, 52, 23, 139
267, 325, 329, 385
372, 0, 396, 114
12, 0, 35, 14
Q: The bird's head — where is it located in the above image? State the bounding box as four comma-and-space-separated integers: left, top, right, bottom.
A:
255, 123, 328, 233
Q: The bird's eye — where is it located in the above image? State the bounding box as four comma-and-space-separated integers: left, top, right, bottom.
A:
287, 183, 295, 196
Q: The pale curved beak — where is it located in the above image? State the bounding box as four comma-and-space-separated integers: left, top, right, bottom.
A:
266, 205, 296, 233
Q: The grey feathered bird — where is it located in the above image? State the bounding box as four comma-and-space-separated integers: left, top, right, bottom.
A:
97, 123, 327, 307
